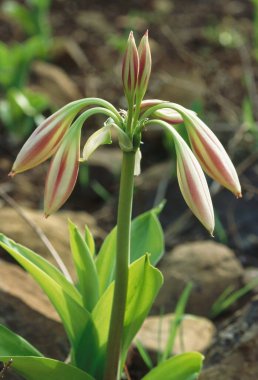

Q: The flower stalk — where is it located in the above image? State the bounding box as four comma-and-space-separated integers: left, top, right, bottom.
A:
104, 151, 136, 380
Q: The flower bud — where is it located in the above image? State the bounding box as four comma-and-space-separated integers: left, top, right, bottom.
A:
173, 128, 215, 235
136, 31, 152, 101
184, 112, 242, 198
122, 31, 139, 104
149, 119, 215, 234
153, 108, 184, 124
44, 125, 81, 216
9, 107, 77, 176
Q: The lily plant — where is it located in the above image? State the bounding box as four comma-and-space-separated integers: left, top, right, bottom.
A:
0, 31, 241, 380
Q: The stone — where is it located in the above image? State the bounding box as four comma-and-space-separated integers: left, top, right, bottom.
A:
136, 313, 215, 356
199, 296, 258, 380
0, 207, 104, 279
154, 241, 244, 317
243, 267, 258, 292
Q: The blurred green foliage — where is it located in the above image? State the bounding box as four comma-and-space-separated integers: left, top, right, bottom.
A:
0, 0, 52, 140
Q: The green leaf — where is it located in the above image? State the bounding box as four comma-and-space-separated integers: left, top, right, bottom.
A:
96, 206, 164, 294
84, 225, 95, 257
0, 356, 95, 380
0, 234, 93, 347
0, 324, 42, 357
141, 352, 204, 380
77, 255, 163, 379
135, 339, 153, 370
68, 220, 99, 311
121, 255, 163, 365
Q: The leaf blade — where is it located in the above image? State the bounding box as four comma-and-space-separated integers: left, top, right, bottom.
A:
0, 356, 95, 380
0, 235, 92, 347
96, 207, 164, 295
141, 352, 204, 380
68, 220, 99, 311
0, 324, 42, 357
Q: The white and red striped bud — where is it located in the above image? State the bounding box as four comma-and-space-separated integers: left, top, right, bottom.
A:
140, 99, 167, 111
122, 31, 139, 104
153, 108, 184, 124
136, 31, 152, 101
44, 125, 81, 216
9, 107, 78, 176
172, 128, 215, 235
184, 112, 242, 198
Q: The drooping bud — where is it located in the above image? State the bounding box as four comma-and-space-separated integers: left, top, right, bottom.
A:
44, 125, 81, 216
148, 119, 215, 234
173, 127, 215, 235
136, 31, 152, 101
183, 112, 242, 198
122, 31, 139, 104
140, 99, 168, 111
153, 108, 184, 124
9, 106, 78, 176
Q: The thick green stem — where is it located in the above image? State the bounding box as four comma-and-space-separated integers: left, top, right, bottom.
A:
104, 151, 136, 380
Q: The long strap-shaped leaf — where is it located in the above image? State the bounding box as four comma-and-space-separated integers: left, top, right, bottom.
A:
141, 352, 204, 380
68, 220, 99, 312
0, 324, 42, 357
0, 235, 95, 349
0, 356, 95, 380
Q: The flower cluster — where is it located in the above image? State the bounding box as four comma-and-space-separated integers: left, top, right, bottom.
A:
9, 31, 241, 234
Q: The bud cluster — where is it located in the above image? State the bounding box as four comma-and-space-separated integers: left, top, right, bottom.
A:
8, 32, 241, 235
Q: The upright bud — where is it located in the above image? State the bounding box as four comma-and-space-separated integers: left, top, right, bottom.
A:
136, 31, 152, 101
122, 31, 139, 105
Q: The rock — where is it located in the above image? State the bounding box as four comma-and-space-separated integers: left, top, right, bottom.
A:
0, 207, 104, 279
0, 260, 67, 361
199, 296, 258, 380
136, 313, 215, 356
154, 241, 244, 317
243, 267, 258, 292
